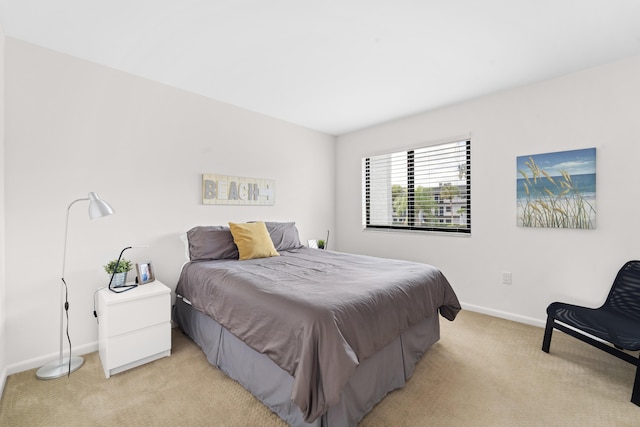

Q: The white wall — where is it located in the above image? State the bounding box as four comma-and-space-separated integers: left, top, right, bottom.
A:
0, 26, 7, 391
5, 36, 640, 375
336, 55, 640, 326
4, 39, 336, 372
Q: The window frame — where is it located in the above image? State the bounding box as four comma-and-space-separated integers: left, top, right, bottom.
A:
363, 139, 471, 234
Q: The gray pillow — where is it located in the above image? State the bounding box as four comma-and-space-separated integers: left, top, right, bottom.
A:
187, 226, 239, 261
264, 222, 304, 251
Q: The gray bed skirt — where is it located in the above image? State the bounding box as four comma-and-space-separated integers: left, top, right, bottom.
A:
174, 295, 440, 427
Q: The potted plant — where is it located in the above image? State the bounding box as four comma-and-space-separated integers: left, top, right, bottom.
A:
104, 258, 133, 287
317, 239, 325, 250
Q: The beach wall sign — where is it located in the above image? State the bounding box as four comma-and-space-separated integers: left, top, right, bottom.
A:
202, 174, 275, 205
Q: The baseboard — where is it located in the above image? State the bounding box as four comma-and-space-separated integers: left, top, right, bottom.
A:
0, 365, 7, 400
6, 340, 98, 376
461, 303, 546, 328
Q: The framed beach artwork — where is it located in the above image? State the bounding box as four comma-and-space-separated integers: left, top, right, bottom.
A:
517, 148, 596, 229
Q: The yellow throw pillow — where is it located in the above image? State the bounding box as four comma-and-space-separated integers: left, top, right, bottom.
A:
228, 221, 280, 260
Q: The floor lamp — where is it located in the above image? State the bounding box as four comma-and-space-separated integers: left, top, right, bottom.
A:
36, 192, 115, 380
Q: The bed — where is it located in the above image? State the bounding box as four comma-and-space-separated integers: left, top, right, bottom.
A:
174, 222, 461, 426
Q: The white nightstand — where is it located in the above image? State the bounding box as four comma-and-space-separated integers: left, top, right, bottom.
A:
97, 280, 171, 378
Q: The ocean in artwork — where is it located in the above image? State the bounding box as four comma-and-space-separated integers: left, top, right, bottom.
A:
516, 173, 596, 200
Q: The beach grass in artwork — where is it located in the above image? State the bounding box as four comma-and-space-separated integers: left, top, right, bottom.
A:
517, 148, 596, 229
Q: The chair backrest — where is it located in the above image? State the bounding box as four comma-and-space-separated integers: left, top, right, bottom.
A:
603, 260, 640, 320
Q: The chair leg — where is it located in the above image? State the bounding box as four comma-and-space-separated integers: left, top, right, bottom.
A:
632, 356, 640, 406
542, 315, 554, 353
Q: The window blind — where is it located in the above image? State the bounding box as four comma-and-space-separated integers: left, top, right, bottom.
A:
363, 139, 471, 233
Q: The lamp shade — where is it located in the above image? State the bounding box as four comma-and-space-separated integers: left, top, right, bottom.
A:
87, 192, 115, 220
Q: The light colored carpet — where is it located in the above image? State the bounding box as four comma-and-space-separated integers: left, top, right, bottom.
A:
1, 310, 638, 426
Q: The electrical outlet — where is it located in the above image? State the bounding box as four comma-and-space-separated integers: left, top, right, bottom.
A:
502, 272, 512, 285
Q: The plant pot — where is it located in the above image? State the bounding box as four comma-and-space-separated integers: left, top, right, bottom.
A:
110, 272, 128, 287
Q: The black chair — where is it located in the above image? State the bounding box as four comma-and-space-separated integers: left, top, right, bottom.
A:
542, 260, 640, 406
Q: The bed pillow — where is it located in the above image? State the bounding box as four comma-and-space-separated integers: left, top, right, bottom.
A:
264, 221, 304, 251
229, 221, 280, 260
186, 226, 239, 261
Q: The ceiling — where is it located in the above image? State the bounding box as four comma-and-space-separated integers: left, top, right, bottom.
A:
1, 1, 640, 136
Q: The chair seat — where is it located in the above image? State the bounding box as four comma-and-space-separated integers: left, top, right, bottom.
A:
548, 302, 640, 351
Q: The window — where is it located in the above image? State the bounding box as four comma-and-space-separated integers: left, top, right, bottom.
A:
363, 139, 471, 234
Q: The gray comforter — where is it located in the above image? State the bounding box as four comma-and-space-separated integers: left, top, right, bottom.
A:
175, 248, 460, 422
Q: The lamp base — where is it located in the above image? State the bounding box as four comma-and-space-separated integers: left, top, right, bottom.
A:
36, 356, 84, 380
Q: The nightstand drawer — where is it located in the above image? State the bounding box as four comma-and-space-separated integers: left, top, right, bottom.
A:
108, 323, 171, 366
106, 293, 169, 337
107, 323, 171, 368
